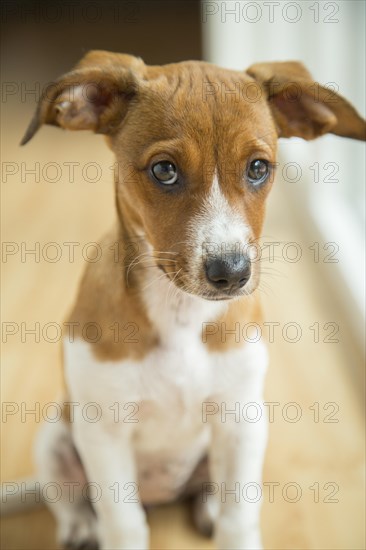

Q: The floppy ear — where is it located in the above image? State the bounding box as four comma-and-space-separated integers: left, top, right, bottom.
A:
21, 50, 144, 145
247, 61, 366, 141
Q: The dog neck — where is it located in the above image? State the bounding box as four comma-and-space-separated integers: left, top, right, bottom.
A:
117, 215, 228, 346
140, 261, 228, 346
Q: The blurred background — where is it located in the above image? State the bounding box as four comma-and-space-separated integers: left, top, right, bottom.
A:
1, 1, 365, 549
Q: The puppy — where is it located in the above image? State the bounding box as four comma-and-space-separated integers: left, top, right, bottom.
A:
21, 51, 365, 550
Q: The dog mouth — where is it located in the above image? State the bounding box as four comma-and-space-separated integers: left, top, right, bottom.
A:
157, 263, 253, 301
195, 288, 252, 301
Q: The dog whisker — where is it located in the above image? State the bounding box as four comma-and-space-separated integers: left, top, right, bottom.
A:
126, 251, 177, 286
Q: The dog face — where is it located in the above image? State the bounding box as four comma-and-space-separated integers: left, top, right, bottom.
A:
22, 51, 366, 301
110, 63, 277, 300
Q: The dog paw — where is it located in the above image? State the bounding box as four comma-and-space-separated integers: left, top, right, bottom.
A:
192, 493, 218, 538
58, 507, 99, 550
63, 540, 99, 550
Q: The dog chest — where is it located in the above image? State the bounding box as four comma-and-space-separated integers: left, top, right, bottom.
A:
63, 327, 268, 504
64, 333, 267, 433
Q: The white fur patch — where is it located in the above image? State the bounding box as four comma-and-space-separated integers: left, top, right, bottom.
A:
186, 171, 251, 289
142, 266, 227, 347
190, 171, 250, 254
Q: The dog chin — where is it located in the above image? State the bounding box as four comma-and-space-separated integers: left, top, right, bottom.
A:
174, 282, 254, 302
199, 290, 252, 302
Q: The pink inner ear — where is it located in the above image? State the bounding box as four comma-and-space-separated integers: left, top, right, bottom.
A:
54, 85, 99, 130
270, 88, 337, 139
54, 81, 119, 132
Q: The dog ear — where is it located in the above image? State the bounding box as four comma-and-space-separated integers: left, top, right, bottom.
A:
247, 61, 366, 141
21, 51, 144, 145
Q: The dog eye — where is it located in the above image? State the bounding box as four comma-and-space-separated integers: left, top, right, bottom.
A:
151, 161, 178, 185
247, 159, 269, 186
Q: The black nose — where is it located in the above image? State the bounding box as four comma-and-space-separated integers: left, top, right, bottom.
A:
205, 253, 251, 291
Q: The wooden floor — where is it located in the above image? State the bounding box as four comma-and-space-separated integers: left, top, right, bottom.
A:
1, 114, 365, 549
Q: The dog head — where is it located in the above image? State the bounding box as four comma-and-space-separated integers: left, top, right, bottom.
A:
22, 51, 365, 301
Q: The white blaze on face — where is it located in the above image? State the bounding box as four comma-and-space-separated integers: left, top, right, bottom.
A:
187, 170, 251, 270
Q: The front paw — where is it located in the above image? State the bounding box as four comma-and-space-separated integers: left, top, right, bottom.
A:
215, 518, 263, 550
99, 523, 149, 550
58, 507, 99, 550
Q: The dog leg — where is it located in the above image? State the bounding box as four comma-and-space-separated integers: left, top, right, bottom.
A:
210, 409, 268, 550
34, 419, 99, 550
192, 491, 219, 537
72, 420, 149, 550
207, 349, 268, 550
